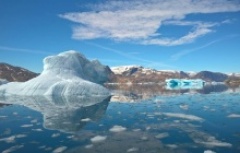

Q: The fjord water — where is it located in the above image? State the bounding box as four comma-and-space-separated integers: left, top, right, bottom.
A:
0, 84, 240, 153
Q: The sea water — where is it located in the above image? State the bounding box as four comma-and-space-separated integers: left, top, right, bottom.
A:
0, 84, 239, 153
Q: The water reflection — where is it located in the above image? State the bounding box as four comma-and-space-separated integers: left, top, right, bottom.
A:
106, 83, 239, 102
0, 95, 110, 133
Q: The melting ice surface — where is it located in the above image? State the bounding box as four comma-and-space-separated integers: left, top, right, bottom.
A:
0, 84, 240, 153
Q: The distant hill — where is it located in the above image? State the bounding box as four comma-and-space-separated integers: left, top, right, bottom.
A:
0, 63, 239, 84
0, 63, 38, 82
109, 65, 239, 83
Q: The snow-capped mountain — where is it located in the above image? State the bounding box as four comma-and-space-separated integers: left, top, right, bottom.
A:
0, 63, 37, 82
109, 65, 238, 83
0, 51, 110, 96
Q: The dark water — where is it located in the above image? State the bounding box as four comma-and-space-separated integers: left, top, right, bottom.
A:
0, 84, 240, 153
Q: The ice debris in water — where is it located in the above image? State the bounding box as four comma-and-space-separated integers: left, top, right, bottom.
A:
2, 145, 24, 153
155, 132, 169, 139
90, 135, 107, 143
52, 146, 67, 153
227, 114, 240, 118
204, 150, 216, 153
109, 125, 127, 132
162, 112, 204, 121
127, 147, 139, 152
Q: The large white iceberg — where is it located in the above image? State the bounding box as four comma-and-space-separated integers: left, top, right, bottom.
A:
0, 51, 109, 96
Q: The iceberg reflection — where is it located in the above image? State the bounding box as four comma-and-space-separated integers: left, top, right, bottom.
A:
0, 95, 110, 133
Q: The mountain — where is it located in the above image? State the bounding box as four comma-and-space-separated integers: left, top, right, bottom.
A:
0, 63, 38, 82
193, 71, 228, 82
0, 51, 110, 96
110, 65, 181, 83
109, 65, 239, 83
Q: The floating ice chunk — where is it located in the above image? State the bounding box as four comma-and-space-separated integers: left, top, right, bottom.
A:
90, 135, 107, 143
127, 147, 139, 152
31, 119, 38, 123
109, 125, 127, 132
132, 128, 141, 132
179, 104, 189, 110
198, 141, 232, 147
81, 118, 91, 122
166, 79, 205, 90
51, 133, 60, 138
52, 146, 67, 153
2, 145, 24, 153
155, 132, 169, 139
227, 114, 240, 118
32, 129, 43, 132
0, 134, 27, 143
166, 144, 178, 149
21, 124, 33, 128
162, 112, 204, 121
141, 136, 148, 140
204, 150, 216, 153
85, 144, 93, 149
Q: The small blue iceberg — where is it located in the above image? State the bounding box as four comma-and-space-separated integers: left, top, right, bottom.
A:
165, 79, 205, 90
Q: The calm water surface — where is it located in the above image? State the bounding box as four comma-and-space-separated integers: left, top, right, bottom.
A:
0, 84, 240, 153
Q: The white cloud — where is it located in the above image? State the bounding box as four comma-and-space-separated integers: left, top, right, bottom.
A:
60, 0, 240, 46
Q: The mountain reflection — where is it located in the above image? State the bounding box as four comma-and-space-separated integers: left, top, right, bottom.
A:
0, 95, 110, 133
107, 83, 239, 102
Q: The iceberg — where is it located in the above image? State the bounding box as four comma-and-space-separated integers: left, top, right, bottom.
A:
0, 51, 109, 96
166, 79, 205, 90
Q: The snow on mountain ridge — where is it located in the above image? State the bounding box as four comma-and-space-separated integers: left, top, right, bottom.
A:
0, 50, 109, 96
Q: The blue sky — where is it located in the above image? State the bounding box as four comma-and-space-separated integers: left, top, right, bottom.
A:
0, 0, 240, 73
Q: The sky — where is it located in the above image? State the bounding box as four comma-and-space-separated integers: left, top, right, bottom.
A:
0, 0, 240, 73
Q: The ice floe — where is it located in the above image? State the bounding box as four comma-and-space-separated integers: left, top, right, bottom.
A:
52, 146, 67, 153
155, 132, 169, 139
227, 114, 240, 118
162, 112, 204, 121
21, 124, 33, 128
90, 135, 107, 143
204, 150, 216, 153
109, 125, 127, 132
127, 147, 139, 152
2, 145, 24, 153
